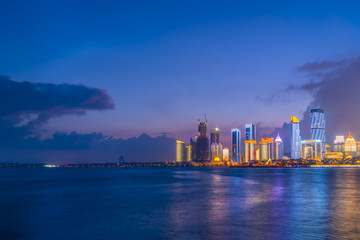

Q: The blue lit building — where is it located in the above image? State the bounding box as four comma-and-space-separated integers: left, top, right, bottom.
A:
290, 115, 302, 159
231, 128, 241, 163
310, 109, 325, 159
245, 124, 256, 141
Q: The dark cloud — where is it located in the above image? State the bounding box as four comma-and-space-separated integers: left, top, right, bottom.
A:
0, 75, 114, 128
271, 56, 360, 147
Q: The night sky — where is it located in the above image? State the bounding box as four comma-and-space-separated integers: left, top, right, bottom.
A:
1, 1, 360, 162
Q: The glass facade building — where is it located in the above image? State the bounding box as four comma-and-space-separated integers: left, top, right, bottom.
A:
231, 128, 241, 163
310, 109, 326, 159
245, 124, 256, 141
194, 121, 209, 162
290, 115, 302, 159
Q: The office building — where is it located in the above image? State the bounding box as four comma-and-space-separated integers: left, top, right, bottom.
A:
345, 134, 357, 158
211, 143, 223, 162
176, 140, 186, 162
245, 124, 256, 141
310, 109, 326, 158
274, 133, 284, 160
185, 145, 192, 162
210, 128, 220, 160
259, 138, 274, 161
195, 120, 209, 162
190, 137, 197, 161
334, 136, 345, 153
223, 148, 230, 162
290, 115, 302, 159
231, 128, 241, 163
210, 128, 220, 145
244, 140, 256, 162
301, 140, 322, 160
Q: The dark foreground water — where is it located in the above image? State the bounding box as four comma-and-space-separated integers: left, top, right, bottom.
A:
1, 168, 360, 240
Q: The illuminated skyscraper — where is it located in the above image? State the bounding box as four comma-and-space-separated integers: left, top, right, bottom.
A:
290, 115, 302, 159
185, 145, 192, 162
210, 128, 220, 160
195, 120, 209, 162
231, 128, 241, 163
210, 128, 220, 145
245, 124, 256, 141
259, 138, 274, 160
310, 109, 326, 158
176, 140, 186, 162
334, 136, 345, 153
345, 134, 357, 158
223, 148, 230, 162
244, 140, 256, 162
190, 137, 197, 161
274, 133, 284, 160
211, 143, 223, 162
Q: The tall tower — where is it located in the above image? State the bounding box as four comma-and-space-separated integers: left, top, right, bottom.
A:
290, 115, 302, 159
195, 120, 209, 162
310, 109, 325, 159
231, 128, 241, 163
245, 124, 256, 141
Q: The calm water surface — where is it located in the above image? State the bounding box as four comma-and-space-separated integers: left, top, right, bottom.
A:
1, 167, 360, 240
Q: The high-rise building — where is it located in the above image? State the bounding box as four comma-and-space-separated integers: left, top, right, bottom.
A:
210, 128, 220, 160
334, 136, 345, 153
301, 140, 322, 160
195, 120, 209, 162
244, 140, 256, 162
245, 124, 256, 141
259, 138, 274, 161
185, 145, 192, 162
310, 109, 326, 158
190, 137, 197, 161
274, 133, 284, 160
290, 115, 302, 159
223, 148, 230, 162
210, 128, 220, 145
231, 128, 241, 163
344, 134, 357, 158
176, 140, 186, 162
211, 143, 223, 162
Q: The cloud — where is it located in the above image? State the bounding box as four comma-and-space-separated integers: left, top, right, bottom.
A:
272, 57, 360, 145
0, 75, 114, 128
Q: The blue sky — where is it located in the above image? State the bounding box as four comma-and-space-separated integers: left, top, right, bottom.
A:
1, 0, 360, 146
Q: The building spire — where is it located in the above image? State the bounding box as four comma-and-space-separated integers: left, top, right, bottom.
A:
290, 115, 299, 123
275, 132, 283, 142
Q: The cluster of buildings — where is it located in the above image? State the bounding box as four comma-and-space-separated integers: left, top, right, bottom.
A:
176, 109, 359, 164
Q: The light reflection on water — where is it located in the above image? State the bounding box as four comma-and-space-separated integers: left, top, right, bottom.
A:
1, 168, 360, 239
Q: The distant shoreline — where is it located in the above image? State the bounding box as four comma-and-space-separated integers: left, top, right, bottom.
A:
1, 163, 360, 168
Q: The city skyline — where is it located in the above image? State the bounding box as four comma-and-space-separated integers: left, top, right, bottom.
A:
177, 107, 360, 164
1, 1, 360, 163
